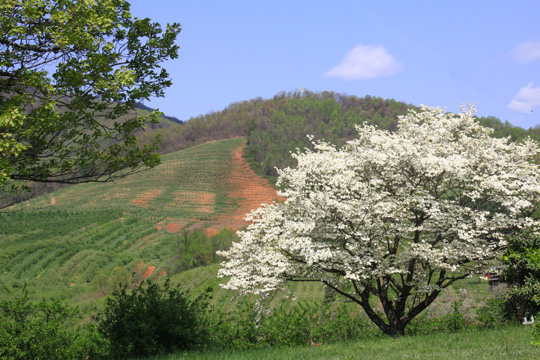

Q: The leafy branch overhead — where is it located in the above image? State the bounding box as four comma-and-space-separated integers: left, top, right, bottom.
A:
0, 0, 181, 206
219, 105, 540, 337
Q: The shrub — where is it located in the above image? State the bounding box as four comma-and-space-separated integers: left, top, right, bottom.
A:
475, 297, 508, 329
0, 288, 108, 360
532, 320, 540, 346
501, 231, 540, 321
203, 300, 376, 349
440, 301, 466, 332
96, 279, 207, 358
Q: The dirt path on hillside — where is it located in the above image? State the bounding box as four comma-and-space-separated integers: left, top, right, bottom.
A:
204, 142, 284, 236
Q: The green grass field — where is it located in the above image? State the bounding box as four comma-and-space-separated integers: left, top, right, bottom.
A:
142, 326, 539, 360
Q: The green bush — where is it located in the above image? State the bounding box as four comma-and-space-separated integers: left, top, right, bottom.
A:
96, 279, 208, 358
203, 300, 376, 350
440, 301, 466, 332
0, 288, 108, 360
501, 231, 540, 321
404, 315, 440, 336
170, 229, 236, 274
476, 297, 508, 329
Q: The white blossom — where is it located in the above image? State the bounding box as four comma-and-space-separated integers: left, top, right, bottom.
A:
218, 104, 540, 336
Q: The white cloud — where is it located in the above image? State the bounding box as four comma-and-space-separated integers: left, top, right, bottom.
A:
323, 44, 402, 80
508, 82, 540, 113
509, 41, 540, 64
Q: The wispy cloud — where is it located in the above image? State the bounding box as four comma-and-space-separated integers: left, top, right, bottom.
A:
509, 41, 540, 64
323, 44, 402, 80
508, 82, 540, 113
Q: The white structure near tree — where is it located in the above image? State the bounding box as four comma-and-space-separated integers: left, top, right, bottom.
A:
218, 105, 540, 337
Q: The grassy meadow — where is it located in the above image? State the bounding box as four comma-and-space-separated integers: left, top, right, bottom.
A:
144, 326, 539, 360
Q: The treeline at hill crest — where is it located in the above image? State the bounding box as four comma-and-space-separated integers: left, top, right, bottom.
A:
140, 90, 540, 182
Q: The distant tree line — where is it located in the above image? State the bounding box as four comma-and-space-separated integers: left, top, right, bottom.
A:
141, 91, 414, 180
135, 103, 184, 125
243, 91, 412, 181
476, 115, 540, 142
143, 90, 540, 183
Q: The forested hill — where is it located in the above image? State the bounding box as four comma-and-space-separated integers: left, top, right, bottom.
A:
135, 103, 183, 125
141, 91, 414, 181
142, 90, 540, 182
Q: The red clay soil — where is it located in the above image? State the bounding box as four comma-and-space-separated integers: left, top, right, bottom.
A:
133, 261, 145, 273
132, 190, 163, 206
164, 221, 184, 233
196, 192, 215, 213
143, 265, 156, 278
157, 218, 190, 233
68, 261, 81, 277
204, 142, 285, 236
129, 237, 143, 248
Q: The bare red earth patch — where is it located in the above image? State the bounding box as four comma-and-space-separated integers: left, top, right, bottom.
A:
133, 261, 144, 273
204, 142, 285, 235
165, 222, 184, 233
157, 218, 190, 233
132, 189, 163, 206
68, 261, 81, 277
197, 192, 216, 213
143, 266, 156, 278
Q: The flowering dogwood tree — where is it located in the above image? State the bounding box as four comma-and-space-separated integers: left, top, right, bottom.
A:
218, 105, 540, 337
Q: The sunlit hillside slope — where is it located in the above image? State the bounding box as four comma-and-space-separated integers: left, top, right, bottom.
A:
0, 138, 280, 303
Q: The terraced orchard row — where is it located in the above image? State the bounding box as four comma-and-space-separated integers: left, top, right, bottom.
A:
0, 210, 162, 281
0, 138, 281, 304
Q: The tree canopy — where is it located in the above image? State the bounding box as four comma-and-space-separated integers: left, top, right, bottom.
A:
0, 0, 180, 207
218, 105, 540, 337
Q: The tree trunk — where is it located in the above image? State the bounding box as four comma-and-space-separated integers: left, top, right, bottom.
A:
358, 286, 442, 337
359, 289, 406, 337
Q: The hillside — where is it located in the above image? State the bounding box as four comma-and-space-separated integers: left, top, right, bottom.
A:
6, 91, 533, 209
0, 105, 179, 209
0, 138, 281, 304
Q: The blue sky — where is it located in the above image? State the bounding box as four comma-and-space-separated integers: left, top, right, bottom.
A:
130, 0, 540, 129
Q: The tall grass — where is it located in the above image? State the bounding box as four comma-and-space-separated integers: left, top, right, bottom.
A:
144, 326, 539, 360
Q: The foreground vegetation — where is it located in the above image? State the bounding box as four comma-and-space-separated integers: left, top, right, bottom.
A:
3, 276, 537, 360
151, 326, 539, 360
